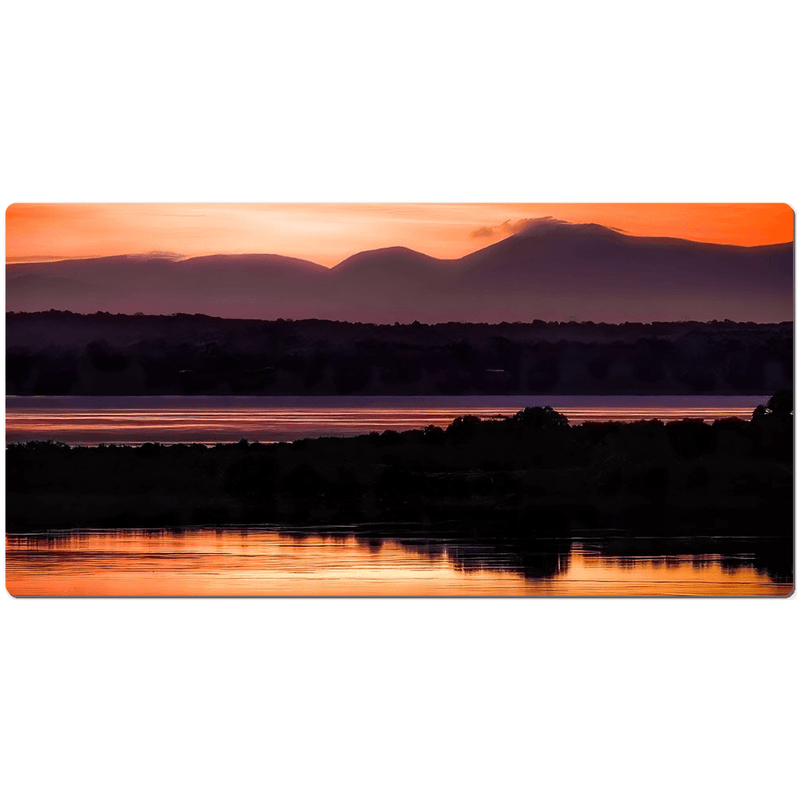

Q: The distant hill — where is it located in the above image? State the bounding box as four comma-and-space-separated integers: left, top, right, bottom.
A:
6, 219, 793, 322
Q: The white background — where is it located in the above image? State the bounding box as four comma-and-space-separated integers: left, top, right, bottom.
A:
1, 2, 797, 798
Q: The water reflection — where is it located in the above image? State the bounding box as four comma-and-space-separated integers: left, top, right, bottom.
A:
6, 395, 765, 445
6, 527, 792, 597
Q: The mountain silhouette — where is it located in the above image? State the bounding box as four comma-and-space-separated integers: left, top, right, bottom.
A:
6, 219, 793, 322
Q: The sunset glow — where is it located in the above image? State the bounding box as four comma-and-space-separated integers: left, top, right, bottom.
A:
7, 203, 793, 266
6, 203, 793, 598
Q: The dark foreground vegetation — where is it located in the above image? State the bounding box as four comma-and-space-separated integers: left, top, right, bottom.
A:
7, 394, 792, 577
7, 312, 792, 395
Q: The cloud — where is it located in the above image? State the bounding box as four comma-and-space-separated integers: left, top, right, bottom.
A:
470, 226, 497, 239
500, 218, 541, 234
470, 216, 555, 240
469, 216, 628, 241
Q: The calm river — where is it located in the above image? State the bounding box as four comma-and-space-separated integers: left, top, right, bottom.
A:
6, 528, 792, 597
6, 395, 765, 445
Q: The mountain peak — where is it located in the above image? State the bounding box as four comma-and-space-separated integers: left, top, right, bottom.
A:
512, 217, 624, 238
332, 245, 446, 273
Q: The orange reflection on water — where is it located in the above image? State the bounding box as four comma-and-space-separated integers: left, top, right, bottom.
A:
5, 401, 762, 446
6, 530, 791, 597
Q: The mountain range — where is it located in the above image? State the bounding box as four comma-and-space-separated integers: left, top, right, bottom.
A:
6, 218, 793, 323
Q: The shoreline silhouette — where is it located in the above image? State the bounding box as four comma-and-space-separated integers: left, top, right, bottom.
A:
7, 395, 792, 589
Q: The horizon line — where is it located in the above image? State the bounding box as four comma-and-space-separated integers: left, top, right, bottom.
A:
7, 309, 793, 326
6, 218, 795, 268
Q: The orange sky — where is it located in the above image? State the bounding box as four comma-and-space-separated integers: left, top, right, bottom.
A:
6, 203, 793, 266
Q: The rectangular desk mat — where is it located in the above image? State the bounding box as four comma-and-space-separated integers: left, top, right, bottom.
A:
5, 203, 794, 596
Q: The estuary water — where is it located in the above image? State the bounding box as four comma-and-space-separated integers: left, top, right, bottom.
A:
5, 395, 766, 445
6, 527, 792, 597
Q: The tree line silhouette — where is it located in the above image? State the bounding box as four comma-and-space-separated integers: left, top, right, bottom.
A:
6, 312, 792, 395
